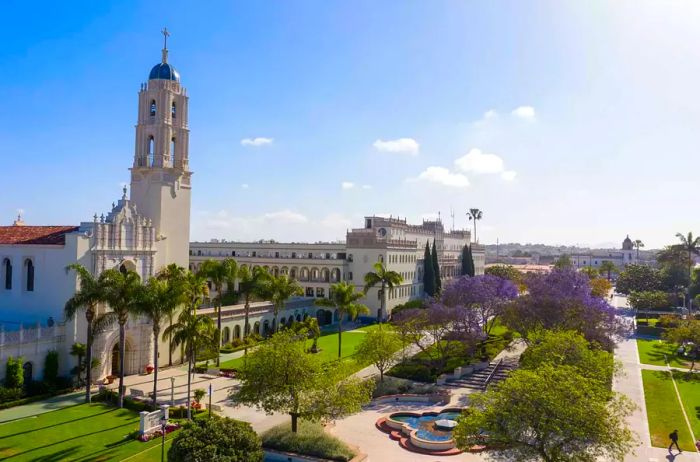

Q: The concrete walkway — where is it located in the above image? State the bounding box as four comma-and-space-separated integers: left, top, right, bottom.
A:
0, 390, 85, 423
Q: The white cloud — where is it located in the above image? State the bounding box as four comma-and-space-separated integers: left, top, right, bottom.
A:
411, 166, 470, 189
341, 181, 355, 190
240, 137, 274, 147
373, 138, 420, 155
241, 183, 249, 189
320, 213, 353, 230
511, 106, 536, 120
501, 170, 517, 181
361, 184, 372, 190
483, 109, 498, 119
455, 148, 505, 174
263, 210, 308, 224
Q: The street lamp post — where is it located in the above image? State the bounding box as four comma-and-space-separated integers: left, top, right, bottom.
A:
160, 415, 167, 462
170, 377, 175, 407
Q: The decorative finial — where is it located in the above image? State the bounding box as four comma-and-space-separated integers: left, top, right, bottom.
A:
161, 27, 170, 63
122, 185, 128, 200
112, 202, 115, 209
100, 213, 105, 223
93, 213, 98, 222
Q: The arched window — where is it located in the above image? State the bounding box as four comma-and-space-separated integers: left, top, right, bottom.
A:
234, 325, 241, 339
170, 137, 176, 161
147, 136, 155, 166
171, 102, 176, 119
3, 258, 11, 290
25, 259, 34, 292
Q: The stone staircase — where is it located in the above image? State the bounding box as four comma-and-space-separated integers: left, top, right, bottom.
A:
443, 357, 518, 391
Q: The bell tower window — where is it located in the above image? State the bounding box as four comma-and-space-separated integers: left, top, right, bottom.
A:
147, 136, 155, 166
170, 137, 176, 162
25, 259, 34, 292
171, 102, 176, 119
150, 100, 156, 117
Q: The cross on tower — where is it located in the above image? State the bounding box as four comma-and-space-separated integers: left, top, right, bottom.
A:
161, 27, 170, 50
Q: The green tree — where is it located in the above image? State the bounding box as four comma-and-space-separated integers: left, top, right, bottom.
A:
675, 232, 700, 292
100, 268, 142, 408
69, 343, 86, 386
598, 260, 617, 281
64, 263, 110, 403
363, 262, 403, 322
423, 241, 435, 297
615, 264, 662, 295
237, 266, 271, 350
553, 254, 573, 269
485, 264, 523, 290
354, 326, 402, 382
634, 239, 644, 260
431, 240, 441, 293
234, 330, 373, 433
467, 208, 483, 243
315, 282, 369, 359
292, 316, 321, 352
164, 308, 218, 419
453, 364, 635, 462
580, 266, 599, 279
199, 258, 238, 366
157, 264, 188, 367
590, 277, 612, 298
5, 357, 24, 389
628, 290, 671, 311
461, 245, 470, 276
168, 416, 263, 462
266, 275, 303, 333
43, 350, 59, 386
663, 320, 700, 372
519, 330, 617, 389
136, 274, 186, 407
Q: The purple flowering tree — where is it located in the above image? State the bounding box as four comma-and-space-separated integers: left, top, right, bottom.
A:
503, 268, 629, 351
441, 275, 518, 335
392, 302, 483, 369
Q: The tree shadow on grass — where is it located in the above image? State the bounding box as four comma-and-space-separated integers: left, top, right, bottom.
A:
0, 408, 117, 441
30, 446, 80, 462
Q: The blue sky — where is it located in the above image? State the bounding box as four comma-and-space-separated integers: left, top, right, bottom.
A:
2, 1, 699, 248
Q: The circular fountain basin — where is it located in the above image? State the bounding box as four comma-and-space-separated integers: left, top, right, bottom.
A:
384, 408, 463, 452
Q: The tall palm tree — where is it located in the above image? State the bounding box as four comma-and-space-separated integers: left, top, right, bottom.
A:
238, 266, 271, 352
315, 282, 369, 359
163, 308, 217, 420
136, 276, 186, 408
598, 260, 617, 281
101, 268, 142, 408
64, 263, 110, 403
157, 264, 187, 366
266, 275, 303, 333
199, 259, 238, 366
675, 232, 700, 306
467, 208, 483, 243
634, 239, 644, 260
363, 262, 403, 323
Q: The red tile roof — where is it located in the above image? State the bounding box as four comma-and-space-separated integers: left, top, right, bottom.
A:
0, 226, 79, 245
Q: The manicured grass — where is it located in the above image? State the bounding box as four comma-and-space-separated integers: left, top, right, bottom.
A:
262, 420, 355, 462
672, 372, 700, 440
637, 338, 690, 369
641, 370, 695, 452
219, 324, 387, 371
0, 402, 178, 461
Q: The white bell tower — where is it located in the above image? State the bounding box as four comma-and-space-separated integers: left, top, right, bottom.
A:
129, 29, 192, 270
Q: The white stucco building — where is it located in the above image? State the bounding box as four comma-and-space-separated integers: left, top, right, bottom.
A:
570, 235, 638, 270
190, 215, 485, 323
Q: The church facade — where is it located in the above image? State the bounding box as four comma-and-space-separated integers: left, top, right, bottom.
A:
0, 39, 191, 381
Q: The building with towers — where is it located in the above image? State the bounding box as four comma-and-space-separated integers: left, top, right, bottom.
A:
570, 235, 639, 270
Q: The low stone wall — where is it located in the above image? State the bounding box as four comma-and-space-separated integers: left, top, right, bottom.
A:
373, 393, 449, 405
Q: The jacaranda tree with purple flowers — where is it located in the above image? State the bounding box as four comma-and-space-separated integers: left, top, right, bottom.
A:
440, 275, 518, 335
503, 268, 629, 351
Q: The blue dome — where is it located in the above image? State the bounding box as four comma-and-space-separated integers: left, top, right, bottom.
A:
149, 63, 180, 82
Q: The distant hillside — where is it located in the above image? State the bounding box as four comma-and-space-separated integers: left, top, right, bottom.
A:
483, 243, 657, 259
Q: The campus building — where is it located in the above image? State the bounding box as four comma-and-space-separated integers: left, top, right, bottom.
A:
570, 235, 638, 270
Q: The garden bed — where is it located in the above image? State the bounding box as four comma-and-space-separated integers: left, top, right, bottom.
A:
262, 420, 356, 462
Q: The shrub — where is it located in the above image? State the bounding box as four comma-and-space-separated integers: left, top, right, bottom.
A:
262, 420, 355, 462
43, 350, 59, 385
657, 315, 680, 329
387, 363, 433, 383
5, 357, 23, 389
168, 416, 263, 462
0, 387, 22, 403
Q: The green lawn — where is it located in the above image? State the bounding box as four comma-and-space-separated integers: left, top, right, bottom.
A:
219, 324, 387, 372
672, 372, 700, 440
641, 370, 696, 452
0, 403, 177, 461
637, 338, 691, 369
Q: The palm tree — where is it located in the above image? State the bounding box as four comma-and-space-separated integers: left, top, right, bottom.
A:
157, 264, 187, 366
267, 275, 303, 333
237, 266, 271, 352
634, 239, 644, 260
199, 259, 238, 366
467, 208, 483, 243
101, 268, 142, 408
363, 262, 403, 322
315, 282, 369, 359
136, 276, 186, 408
69, 343, 86, 386
675, 232, 700, 307
163, 308, 217, 419
293, 316, 321, 352
598, 260, 617, 281
64, 263, 110, 403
